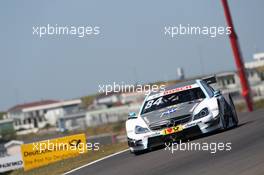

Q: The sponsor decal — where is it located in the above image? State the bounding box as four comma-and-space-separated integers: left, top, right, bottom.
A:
185, 122, 196, 127
0, 154, 23, 173
21, 134, 87, 171
161, 125, 183, 135
147, 84, 198, 100
160, 108, 177, 118
163, 85, 193, 96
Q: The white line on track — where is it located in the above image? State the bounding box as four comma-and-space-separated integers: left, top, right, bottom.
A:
64, 149, 129, 175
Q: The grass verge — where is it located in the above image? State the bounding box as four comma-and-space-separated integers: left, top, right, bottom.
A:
235, 99, 264, 112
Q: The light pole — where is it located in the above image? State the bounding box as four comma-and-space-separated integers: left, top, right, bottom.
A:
221, 0, 253, 111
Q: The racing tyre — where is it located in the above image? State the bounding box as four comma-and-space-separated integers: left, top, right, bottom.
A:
218, 98, 227, 130
133, 150, 146, 156
224, 94, 239, 127
220, 112, 227, 130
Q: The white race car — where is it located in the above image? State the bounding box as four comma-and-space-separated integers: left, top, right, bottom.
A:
126, 76, 238, 155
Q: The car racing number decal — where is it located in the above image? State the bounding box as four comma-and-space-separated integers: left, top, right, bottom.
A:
144, 97, 163, 109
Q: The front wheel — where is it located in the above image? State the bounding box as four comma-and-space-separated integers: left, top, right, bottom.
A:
133, 149, 147, 156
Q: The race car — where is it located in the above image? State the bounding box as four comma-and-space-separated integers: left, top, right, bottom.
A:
126, 76, 238, 155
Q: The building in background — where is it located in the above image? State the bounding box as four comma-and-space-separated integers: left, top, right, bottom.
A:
6, 99, 81, 134
7, 100, 58, 133
93, 91, 145, 108
177, 67, 185, 80
215, 52, 264, 102
4, 140, 23, 156
85, 103, 140, 127
57, 96, 142, 132
94, 92, 120, 108
43, 99, 82, 125
0, 119, 15, 140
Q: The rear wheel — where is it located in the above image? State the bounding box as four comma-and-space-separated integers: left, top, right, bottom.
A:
220, 112, 227, 130
224, 94, 238, 127
218, 99, 227, 130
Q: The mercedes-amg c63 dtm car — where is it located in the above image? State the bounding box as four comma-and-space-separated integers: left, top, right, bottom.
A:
126, 76, 238, 155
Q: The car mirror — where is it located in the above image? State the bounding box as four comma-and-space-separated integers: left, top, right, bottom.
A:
128, 112, 137, 119
213, 90, 221, 97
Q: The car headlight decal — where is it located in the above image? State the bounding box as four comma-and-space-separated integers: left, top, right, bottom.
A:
193, 107, 209, 120
135, 125, 150, 134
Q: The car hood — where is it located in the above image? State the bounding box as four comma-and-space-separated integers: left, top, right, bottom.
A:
141, 100, 202, 126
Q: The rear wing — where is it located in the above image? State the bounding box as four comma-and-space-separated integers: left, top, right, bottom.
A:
202, 75, 217, 84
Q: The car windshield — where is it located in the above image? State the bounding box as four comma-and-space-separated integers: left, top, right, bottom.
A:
141, 87, 205, 114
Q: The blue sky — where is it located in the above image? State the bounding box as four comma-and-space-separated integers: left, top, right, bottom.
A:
0, 0, 263, 110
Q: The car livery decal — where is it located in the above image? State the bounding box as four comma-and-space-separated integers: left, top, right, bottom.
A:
147, 84, 199, 101
160, 108, 177, 118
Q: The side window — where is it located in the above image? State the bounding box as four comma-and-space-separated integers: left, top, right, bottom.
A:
201, 81, 214, 97
208, 85, 215, 93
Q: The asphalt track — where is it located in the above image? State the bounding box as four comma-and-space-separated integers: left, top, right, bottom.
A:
67, 109, 264, 175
